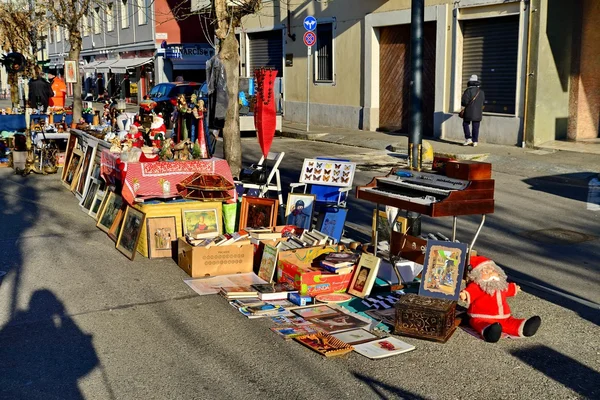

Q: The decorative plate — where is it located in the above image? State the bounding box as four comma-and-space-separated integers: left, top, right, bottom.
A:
315, 293, 353, 304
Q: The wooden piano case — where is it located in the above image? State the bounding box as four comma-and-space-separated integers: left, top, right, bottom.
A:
394, 294, 458, 343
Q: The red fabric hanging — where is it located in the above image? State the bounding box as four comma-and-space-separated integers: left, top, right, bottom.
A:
253, 68, 278, 158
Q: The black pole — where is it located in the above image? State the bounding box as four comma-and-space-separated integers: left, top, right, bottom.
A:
407, 0, 425, 236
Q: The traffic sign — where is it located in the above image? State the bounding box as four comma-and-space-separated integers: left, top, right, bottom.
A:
303, 31, 317, 47
303, 16, 317, 32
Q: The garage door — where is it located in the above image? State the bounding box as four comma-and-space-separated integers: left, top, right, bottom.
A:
248, 30, 283, 77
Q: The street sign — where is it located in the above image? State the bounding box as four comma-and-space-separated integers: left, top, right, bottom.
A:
303, 31, 317, 47
303, 16, 317, 32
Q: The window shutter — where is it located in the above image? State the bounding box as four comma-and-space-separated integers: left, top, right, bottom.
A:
248, 30, 283, 77
316, 23, 333, 82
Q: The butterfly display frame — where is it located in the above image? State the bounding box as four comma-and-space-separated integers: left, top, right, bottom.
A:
299, 158, 356, 188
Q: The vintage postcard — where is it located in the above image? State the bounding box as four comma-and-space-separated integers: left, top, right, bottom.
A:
331, 328, 379, 345
291, 305, 340, 319
419, 240, 468, 301
353, 337, 416, 359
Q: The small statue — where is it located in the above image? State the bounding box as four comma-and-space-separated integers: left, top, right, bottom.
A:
160, 138, 174, 161
173, 139, 191, 161
150, 113, 167, 148
124, 125, 144, 148
109, 136, 122, 153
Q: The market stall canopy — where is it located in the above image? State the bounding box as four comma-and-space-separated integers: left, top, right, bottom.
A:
83, 60, 103, 72
96, 60, 118, 73
108, 57, 153, 73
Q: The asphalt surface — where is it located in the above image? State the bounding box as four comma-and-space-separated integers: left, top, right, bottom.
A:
0, 137, 599, 399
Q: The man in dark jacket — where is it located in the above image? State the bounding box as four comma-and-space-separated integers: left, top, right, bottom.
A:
28, 66, 54, 112
461, 75, 485, 146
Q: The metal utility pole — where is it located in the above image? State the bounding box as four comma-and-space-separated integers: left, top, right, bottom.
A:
407, 0, 425, 236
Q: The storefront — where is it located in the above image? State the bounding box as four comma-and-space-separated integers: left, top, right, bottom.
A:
161, 43, 215, 83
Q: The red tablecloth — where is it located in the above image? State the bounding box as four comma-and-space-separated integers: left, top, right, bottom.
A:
101, 150, 237, 205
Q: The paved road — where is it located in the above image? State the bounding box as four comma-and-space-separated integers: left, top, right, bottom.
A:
0, 137, 598, 399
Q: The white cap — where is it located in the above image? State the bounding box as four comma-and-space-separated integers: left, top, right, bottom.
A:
469, 75, 478, 82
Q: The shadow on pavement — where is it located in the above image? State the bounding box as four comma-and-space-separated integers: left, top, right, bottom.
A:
523, 173, 597, 202
0, 289, 100, 399
353, 373, 429, 400
510, 345, 600, 398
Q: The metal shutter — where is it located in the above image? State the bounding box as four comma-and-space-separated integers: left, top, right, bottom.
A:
462, 15, 519, 114
248, 30, 283, 77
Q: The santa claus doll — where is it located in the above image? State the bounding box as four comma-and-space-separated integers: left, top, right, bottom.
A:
150, 113, 167, 148
124, 125, 144, 148
459, 256, 541, 343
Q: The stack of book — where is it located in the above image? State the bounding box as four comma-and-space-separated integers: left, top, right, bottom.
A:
251, 282, 298, 301
320, 252, 360, 275
277, 229, 337, 252
185, 230, 250, 247
218, 285, 258, 300
247, 227, 282, 242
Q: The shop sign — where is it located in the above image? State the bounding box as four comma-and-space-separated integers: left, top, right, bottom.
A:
164, 44, 215, 61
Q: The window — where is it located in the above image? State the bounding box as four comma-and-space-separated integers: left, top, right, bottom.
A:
121, 0, 129, 29
461, 15, 519, 114
93, 8, 101, 34
56, 25, 61, 42
83, 12, 90, 36
137, 0, 147, 25
315, 22, 334, 83
107, 3, 114, 31
48, 27, 54, 44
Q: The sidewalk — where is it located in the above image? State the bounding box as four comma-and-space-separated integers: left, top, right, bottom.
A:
279, 121, 600, 185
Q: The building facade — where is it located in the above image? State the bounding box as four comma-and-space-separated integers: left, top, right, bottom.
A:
45, 0, 214, 103
241, 0, 598, 146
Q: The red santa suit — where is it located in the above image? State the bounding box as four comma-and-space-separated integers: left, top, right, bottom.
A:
150, 114, 167, 148
125, 126, 144, 148
463, 256, 527, 337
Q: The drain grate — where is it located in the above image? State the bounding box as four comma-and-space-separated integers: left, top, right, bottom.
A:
519, 228, 597, 245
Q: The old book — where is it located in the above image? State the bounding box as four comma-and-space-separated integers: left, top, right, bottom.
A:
219, 285, 258, 299
251, 282, 298, 301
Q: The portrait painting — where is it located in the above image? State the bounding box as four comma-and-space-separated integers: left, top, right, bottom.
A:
97, 192, 124, 234
146, 217, 177, 258
116, 206, 146, 260
63, 149, 83, 188
182, 209, 220, 239
316, 207, 348, 243
419, 240, 468, 301
285, 193, 315, 230
239, 196, 278, 229
348, 254, 381, 298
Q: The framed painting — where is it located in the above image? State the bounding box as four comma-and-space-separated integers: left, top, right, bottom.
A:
108, 208, 125, 242
65, 60, 77, 83
116, 206, 146, 260
146, 216, 176, 258
371, 209, 408, 245
94, 190, 111, 221
257, 244, 278, 283
74, 140, 98, 200
61, 133, 78, 182
239, 196, 278, 229
97, 192, 124, 234
80, 177, 101, 212
316, 207, 348, 243
89, 190, 107, 220
182, 208, 220, 239
348, 254, 381, 298
331, 328, 379, 345
285, 193, 315, 230
63, 149, 83, 189
418, 240, 468, 301
306, 313, 369, 334
291, 305, 340, 320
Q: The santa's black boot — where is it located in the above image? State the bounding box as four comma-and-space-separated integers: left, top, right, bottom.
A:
483, 323, 502, 343
523, 316, 541, 337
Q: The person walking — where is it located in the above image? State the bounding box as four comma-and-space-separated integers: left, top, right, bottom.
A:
28, 66, 54, 112
461, 75, 485, 146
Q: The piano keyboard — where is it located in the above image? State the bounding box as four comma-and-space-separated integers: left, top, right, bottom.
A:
359, 187, 437, 205
375, 176, 453, 196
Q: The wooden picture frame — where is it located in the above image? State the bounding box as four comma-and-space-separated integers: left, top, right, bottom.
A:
116, 206, 146, 260
108, 208, 125, 242
80, 177, 101, 212
146, 216, 176, 258
94, 190, 111, 221
61, 133, 78, 182
239, 196, 278, 229
316, 207, 348, 243
74, 140, 98, 200
348, 254, 381, 298
371, 210, 408, 245
419, 240, 468, 301
257, 244, 278, 283
285, 193, 316, 230
63, 149, 83, 189
89, 190, 107, 220
97, 192, 124, 234
182, 208, 220, 239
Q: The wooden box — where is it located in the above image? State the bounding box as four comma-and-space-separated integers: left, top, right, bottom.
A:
394, 294, 458, 343
133, 200, 222, 258
445, 160, 492, 181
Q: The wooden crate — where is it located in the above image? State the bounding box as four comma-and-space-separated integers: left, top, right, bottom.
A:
133, 200, 222, 258
394, 294, 458, 343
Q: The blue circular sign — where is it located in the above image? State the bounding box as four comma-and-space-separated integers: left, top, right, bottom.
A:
303, 31, 317, 47
303, 16, 317, 32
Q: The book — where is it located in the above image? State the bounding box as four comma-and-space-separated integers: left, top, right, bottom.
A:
221, 230, 250, 246
246, 303, 285, 315
264, 299, 301, 310
352, 337, 416, 359
294, 332, 355, 357
219, 285, 258, 298
271, 325, 318, 340
320, 263, 355, 275
251, 282, 298, 301
230, 297, 264, 308
323, 252, 360, 265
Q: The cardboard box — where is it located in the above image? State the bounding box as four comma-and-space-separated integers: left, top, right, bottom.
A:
276, 245, 353, 296
177, 238, 254, 278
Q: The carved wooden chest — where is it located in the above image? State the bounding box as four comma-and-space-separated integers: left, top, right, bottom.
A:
394, 294, 458, 343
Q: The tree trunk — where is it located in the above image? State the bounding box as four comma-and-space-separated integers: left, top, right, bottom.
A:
219, 27, 242, 178
69, 33, 83, 124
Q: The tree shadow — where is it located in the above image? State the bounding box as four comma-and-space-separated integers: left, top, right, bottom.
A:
510, 345, 600, 398
353, 372, 429, 400
0, 289, 99, 399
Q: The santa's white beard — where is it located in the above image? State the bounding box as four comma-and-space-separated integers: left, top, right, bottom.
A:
477, 276, 508, 295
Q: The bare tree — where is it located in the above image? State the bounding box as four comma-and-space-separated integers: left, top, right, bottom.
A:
47, 0, 94, 124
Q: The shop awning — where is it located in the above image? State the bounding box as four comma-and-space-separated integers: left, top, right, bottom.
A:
96, 60, 118, 73
171, 58, 208, 70
83, 60, 103, 71
107, 57, 154, 73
